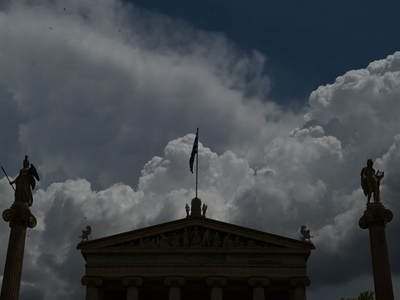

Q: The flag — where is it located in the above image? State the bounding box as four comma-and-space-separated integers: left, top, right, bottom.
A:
189, 129, 198, 173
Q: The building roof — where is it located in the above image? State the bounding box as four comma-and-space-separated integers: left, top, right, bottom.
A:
77, 215, 315, 261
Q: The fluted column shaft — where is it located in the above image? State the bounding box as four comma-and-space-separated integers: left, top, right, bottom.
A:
359, 203, 394, 300
123, 277, 143, 300
248, 278, 269, 300
164, 277, 185, 300
1, 223, 27, 300
207, 277, 227, 300
289, 277, 311, 300
1, 202, 36, 300
81, 277, 103, 300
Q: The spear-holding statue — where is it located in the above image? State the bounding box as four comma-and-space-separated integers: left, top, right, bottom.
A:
6, 155, 39, 206
1, 155, 39, 300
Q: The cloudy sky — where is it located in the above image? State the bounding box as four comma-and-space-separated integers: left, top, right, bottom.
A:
1, 0, 400, 299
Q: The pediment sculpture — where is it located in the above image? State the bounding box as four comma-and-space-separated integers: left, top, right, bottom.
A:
108, 225, 286, 249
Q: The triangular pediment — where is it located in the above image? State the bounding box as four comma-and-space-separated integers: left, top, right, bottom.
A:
77, 216, 315, 252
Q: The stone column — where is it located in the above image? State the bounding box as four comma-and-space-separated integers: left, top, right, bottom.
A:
289, 277, 311, 300
248, 278, 269, 300
1, 202, 37, 300
206, 277, 227, 300
164, 277, 185, 300
123, 277, 143, 300
359, 202, 394, 300
81, 277, 103, 300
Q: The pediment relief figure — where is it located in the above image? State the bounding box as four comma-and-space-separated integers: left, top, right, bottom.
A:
107, 225, 286, 249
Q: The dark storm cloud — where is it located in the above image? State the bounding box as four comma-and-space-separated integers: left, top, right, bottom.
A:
0, 0, 282, 191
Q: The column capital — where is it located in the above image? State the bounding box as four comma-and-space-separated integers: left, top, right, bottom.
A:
122, 277, 143, 287
164, 277, 185, 287
81, 276, 103, 287
359, 203, 393, 229
2, 202, 36, 228
206, 277, 227, 287
289, 277, 311, 288
248, 277, 269, 287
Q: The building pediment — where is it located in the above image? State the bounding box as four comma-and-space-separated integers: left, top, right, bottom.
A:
77, 216, 314, 252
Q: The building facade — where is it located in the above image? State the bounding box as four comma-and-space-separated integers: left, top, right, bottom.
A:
77, 210, 315, 300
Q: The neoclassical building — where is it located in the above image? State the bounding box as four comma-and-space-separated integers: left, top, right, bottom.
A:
77, 198, 315, 300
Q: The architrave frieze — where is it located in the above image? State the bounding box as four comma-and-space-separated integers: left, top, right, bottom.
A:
84, 265, 307, 278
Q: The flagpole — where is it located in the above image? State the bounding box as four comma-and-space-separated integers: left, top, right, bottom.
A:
195, 128, 199, 198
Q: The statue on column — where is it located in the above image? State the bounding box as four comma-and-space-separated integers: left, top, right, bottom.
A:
9, 155, 40, 207
360, 159, 384, 204
1, 156, 38, 300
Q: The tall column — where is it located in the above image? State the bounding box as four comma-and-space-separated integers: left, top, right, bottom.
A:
123, 277, 143, 300
248, 278, 269, 300
1, 202, 37, 300
81, 277, 103, 300
359, 202, 394, 300
164, 277, 185, 300
206, 277, 227, 300
289, 277, 311, 300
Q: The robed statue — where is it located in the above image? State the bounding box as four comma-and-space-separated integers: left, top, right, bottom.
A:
360, 159, 384, 204
9, 155, 39, 206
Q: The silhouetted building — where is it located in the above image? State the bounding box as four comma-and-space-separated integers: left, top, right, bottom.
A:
77, 207, 315, 300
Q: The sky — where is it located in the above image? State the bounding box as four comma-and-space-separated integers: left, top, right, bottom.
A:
0, 0, 400, 299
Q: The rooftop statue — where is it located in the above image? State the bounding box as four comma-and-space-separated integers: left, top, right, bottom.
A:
361, 159, 384, 204
9, 155, 39, 206
300, 226, 313, 242
79, 226, 92, 242
202, 203, 208, 217
185, 203, 190, 217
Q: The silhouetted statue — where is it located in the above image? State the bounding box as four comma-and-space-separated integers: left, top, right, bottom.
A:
185, 203, 190, 217
361, 159, 384, 204
9, 155, 39, 206
79, 226, 92, 242
300, 226, 313, 242
202, 203, 207, 217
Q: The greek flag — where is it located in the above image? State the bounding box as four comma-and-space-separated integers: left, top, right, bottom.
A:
189, 129, 198, 173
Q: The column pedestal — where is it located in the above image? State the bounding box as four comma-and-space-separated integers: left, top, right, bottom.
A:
359, 202, 394, 300
1, 202, 37, 300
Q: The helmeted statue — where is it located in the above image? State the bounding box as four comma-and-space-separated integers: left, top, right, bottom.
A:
360, 159, 384, 204
9, 155, 39, 206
